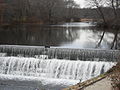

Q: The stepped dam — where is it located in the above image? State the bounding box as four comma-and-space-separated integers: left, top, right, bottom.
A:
0, 45, 120, 61
0, 45, 119, 90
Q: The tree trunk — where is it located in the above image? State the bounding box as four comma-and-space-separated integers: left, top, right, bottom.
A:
112, 0, 118, 19
96, 6, 106, 24
48, 9, 52, 24
111, 30, 118, 49
96, 30, 105, 48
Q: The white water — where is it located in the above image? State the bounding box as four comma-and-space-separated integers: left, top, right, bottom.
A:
0, 45, 120, 61
0, 57, 115, 82
0, 74, 79, 90
0, 53, 7, 57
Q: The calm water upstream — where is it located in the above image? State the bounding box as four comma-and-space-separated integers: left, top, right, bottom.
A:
0, 22, 120, 49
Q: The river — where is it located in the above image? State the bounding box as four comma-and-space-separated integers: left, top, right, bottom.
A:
0, 22, 119, 49
0, 22, 119, 90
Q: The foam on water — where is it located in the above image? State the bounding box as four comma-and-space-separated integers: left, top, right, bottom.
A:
0, 53, 7, 57
0, 57, 115, 82
0, 45, 117, 90
0, 74, 79, 90
0, 74, 79, 85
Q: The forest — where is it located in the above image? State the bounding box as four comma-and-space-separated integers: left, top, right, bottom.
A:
0, 0, 120, 28
0, 0, 79, 24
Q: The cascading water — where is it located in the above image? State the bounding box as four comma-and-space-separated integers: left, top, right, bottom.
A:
0, 45, 120, 61
0, 53, 7, 57
0, 45, 118, 90
0, 57, 115, 82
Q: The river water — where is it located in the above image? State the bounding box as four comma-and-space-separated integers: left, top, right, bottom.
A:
0, 22, 119, 90
0, 22, 120, 49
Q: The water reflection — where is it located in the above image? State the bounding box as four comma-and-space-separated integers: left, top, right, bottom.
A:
61, 29, 115, 49
0, 25, 79, 46
0, 22, 120, 49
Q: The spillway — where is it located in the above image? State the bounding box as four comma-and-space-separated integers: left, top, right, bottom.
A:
0, 45, 120, 61
0, 45, 118, 90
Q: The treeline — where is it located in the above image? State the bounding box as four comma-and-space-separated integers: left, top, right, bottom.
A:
86, 0, 120, 28
1, 0, 79, 24
1, 0, 120, 26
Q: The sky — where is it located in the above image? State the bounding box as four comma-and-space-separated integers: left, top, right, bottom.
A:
74, 0, 86, 8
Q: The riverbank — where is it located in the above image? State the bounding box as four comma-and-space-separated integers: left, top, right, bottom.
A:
96, 20, 120, 29
97, 23, 120, 29
63, 62, 120, 90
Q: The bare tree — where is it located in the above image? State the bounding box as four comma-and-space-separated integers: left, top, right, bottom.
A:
85, 0, 108, 24
96, 30, 106, 48
2, 0, 79, 24
64, 0, 79, 22
111, 30, 118, 49
107, 0, 120, 19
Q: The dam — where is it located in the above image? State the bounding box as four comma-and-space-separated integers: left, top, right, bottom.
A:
0, 45, 118, 90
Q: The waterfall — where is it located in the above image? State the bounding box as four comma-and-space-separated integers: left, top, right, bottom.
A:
0, 53, 7, 57
0, 57, 115, 82
0, 45, 120, 61
0, 45, 117, 90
